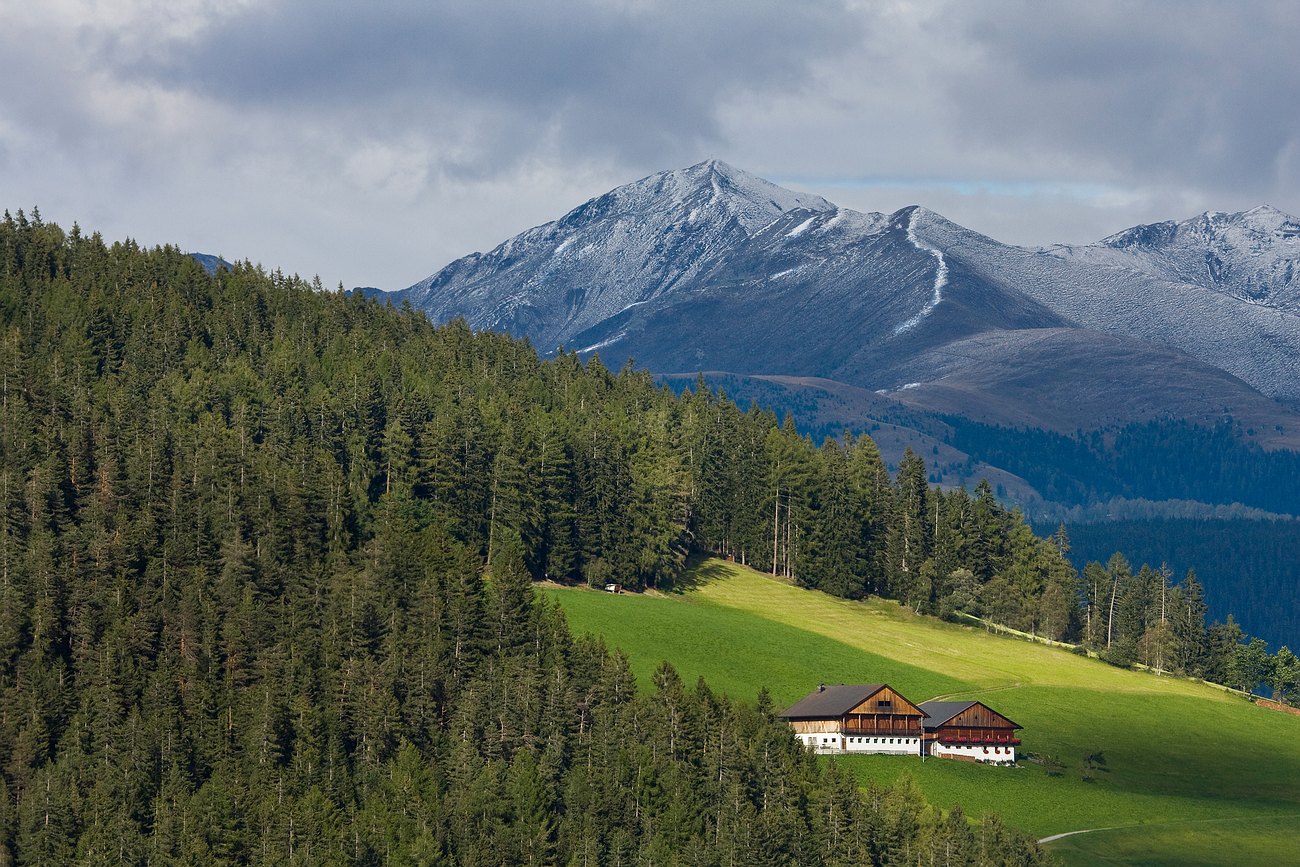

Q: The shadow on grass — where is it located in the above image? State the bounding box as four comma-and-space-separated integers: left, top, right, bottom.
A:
672, 552, 739, 593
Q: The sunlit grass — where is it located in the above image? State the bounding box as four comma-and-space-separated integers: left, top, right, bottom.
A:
544, 559, 1300, 861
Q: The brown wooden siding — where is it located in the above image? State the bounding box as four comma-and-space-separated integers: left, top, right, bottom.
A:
843, 716, 923, 735
847, 686, 924, 718
945, 703, 1018, 730
791, 717, 923, 735
789, 719, 844, 734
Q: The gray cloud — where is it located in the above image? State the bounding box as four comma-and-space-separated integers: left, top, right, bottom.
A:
0, 1, 1296, 288
943, 0, 1300, 199
121, 0, 864, 172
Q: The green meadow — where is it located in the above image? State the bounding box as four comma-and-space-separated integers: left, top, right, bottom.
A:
543, 559, 1300, 865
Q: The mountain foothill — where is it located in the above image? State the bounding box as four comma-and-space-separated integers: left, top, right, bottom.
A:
1, 211, 1070, 864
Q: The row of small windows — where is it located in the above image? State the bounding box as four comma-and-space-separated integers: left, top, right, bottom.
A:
851, 737, 915, 744
813, 737, 917, 745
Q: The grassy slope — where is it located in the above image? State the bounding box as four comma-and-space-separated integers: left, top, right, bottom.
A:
544, 560, 1300, 865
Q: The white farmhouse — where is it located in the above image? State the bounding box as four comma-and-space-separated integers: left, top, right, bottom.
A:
779, 684, 926, 755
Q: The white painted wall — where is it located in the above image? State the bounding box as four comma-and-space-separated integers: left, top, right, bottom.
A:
795, 730, 1018, 763
844, 735, 919, 755
796, 732, 921, 755
931, 742, 1016, 763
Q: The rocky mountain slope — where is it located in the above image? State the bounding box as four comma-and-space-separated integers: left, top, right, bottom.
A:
908, 208, 1300, 408
383, 161, 1300, 459
1093, 204, 1300, 310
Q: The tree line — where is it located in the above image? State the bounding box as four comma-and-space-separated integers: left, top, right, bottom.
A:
0, 210, 1056, 864
1055, 517, 1299, 654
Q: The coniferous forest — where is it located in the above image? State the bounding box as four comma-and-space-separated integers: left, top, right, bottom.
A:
0, 210, 1288, 863
1047, 518, 1300, 656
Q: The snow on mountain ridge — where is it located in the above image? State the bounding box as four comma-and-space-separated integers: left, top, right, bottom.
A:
1100, 204, 1298, 250
1085, 204, 1300, 308
911, 204, 1300, 400
894, 207, 950, 335
398, 160, 846, 350
388, 162, 1300, 405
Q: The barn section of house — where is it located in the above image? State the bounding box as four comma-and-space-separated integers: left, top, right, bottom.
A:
780, 685, 1022, 763
779, 684, 925, 755
919, 700, 1021, 763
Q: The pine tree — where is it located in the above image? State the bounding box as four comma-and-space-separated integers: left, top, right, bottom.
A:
1172, 570, 1209, 676
1206, 616, 1245, 685
1269, 646, 1300, 704
887, 449, 931, 609
1078, 561, 1108, 649
809, 441, 865, 597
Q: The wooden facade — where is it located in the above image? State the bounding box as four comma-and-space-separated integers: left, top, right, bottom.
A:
781, 684, 926, 755
841, 685, 925, 736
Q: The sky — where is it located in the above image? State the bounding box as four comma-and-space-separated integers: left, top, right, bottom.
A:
3, 0, 1298, 291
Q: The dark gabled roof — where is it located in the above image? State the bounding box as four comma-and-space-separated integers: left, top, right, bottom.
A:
919, 701, 978, 728
919, 700, 1021, 730
780, 684, 886, 720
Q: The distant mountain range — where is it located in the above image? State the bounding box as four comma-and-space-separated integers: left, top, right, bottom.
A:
376, 160, 1300, 518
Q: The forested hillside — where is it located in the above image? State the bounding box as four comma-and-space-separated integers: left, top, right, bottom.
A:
672, 373, 1300, 651
944, 417, 1300, 517
0, 211, 1054, 864
1056, 519, 1300, 653
7, 209, 1296, 863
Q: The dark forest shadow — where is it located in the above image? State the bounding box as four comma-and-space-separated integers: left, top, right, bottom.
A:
671, 551, 737, 593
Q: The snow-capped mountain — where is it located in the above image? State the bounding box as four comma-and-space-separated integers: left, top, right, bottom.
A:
383, 161, 1300, 441
391, 160, 1068, 383
399, 160, 845, 353
1094, 205, 1300, 309
906, 207, 1300, 406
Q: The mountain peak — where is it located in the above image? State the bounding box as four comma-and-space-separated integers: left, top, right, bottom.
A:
629, 160, 835, 231
679, 158, 771, 185
1193, 204, 1298, 229
1238, 203, 1299, 230
387, 161, 1300, 431
686, 157, 741, 177
1101, 203, 1300, 251
1239, 203, 1295, 219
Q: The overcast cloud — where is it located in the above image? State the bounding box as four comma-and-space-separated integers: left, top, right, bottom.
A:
2, 0, 1296, 290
